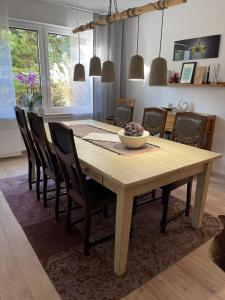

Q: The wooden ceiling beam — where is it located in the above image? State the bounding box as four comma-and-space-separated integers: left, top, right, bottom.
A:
72, 0, 187, 34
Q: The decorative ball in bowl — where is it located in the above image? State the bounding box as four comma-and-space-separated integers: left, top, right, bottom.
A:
118, 122, 149, 149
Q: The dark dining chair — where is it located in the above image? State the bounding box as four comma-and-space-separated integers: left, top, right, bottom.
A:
49, 122, 116, 256
106, 98, 135, 126
14, 106, 41, 200
142, 107, 168, 138
114, 104, 134, 128
132, 107, 168, 210
27, 112, 64, 221
134, 112, 207, 233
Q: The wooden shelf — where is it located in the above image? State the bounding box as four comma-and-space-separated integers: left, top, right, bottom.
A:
168, 83, 225, 88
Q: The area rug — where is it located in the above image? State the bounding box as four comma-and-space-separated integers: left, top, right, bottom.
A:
0, 175, 222, 300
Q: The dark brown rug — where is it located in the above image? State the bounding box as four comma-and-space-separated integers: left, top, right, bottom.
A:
0, 175, 222, 300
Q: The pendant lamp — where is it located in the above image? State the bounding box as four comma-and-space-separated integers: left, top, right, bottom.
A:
129, 16, 144, 81
149, 7, 168, 86
74, 17, 85, 82
89, 25, 101, 77
101, 24, 115, 83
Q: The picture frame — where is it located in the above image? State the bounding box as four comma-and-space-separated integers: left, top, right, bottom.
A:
180, 62, 197, 84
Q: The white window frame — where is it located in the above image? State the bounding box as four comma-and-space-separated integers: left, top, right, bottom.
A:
9, 19, 93, 116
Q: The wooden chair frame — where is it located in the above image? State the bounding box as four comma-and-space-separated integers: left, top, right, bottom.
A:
14, 106, 41, 200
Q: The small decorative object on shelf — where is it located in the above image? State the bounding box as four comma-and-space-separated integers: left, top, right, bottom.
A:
169, 71, 180, 83
15, 72, 42, 112
194, 66, 207, 84
176, 99, 190, 112
180, 62, 197, 84
124, 122, 144, 137
211, 63, 220, 85
205, 66, 210, 84
118, 122, 149, 149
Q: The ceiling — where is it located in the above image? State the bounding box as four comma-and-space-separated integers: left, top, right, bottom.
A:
38, 0, 149, 13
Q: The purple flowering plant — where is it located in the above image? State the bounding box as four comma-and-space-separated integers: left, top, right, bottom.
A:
15, 72, 42, 111
124, 122, 144, 137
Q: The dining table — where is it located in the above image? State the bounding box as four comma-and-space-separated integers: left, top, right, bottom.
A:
45, 119, 222, 276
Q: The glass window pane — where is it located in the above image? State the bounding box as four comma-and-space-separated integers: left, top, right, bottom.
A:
9, 27, 41, 109
48, 33, 71, 108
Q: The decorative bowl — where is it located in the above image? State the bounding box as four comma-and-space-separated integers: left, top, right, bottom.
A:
118, 129, 150, 149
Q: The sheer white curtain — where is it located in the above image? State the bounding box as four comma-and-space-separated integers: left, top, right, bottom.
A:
71, 31, 93, 119
93, 14, 127, 122
0, 0, 16, 119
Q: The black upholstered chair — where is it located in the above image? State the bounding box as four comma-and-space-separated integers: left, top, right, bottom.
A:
134, 112, 207, 233
14, 106, 41, 200
27, 113, 64, 220
49, 122, 116, 256
114, 104, 134, 128
142, 107, 168, 138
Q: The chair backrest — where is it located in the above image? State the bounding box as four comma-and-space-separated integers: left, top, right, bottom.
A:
142, 107, 168, 138
49, 122, 88, 208
172, 112, 207, 148
114, 104, 134, 128
116, 98, 135, 108
27, 112, 56, 176
14, 106, 39, 162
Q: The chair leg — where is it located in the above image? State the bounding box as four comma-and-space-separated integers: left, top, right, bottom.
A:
67, 195, 72, 235
185, 180, 193, 217
103, 206, 108, 218
55, 179, 60, 222
132, 197, 138, 215
36, 165, 41, 201
28, 160, 33, 191
84, 212, 91, 256
43, 172, 48, 208
160, 188, 170, 233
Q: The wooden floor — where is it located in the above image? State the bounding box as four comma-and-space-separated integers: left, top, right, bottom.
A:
1, 155, 225, 300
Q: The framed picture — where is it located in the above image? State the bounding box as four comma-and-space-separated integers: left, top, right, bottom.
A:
173, 35, 221, 61
180, 62, 197, 84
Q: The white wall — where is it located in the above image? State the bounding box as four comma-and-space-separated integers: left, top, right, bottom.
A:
125, 0, 225, 175
0, 0, 93, 157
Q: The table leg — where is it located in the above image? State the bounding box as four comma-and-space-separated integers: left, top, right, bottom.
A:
114, 189, 133, 276
192, 162, 213, 229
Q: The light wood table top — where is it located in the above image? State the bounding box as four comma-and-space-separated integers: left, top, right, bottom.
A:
0, 191, 60, 300
48, 120, 221, 188
45, 119, 222, 276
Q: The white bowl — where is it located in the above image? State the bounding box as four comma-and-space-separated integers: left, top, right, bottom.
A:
118, 130, 150, 149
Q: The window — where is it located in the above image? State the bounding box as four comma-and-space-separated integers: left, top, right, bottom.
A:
9, 27, 41, 107
8, 20, 93, 116
48, 33, 71, 108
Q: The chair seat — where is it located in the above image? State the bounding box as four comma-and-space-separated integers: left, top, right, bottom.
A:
69, 178, 115, 210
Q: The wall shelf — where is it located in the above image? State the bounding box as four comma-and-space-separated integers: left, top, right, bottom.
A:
168, 83, 225, 88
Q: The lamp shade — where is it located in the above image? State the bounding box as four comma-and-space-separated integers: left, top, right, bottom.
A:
129, 54, 144, 81
149, 57, 168, 86
89, 55, 101, 77
73, 63, 85, 82
101, 60, 115, 83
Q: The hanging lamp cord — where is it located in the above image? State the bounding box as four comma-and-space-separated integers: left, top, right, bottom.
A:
158, 8, 164, 57
107, 24, 110, 60
152, 0, 166, 57
114, 0, 118, 13
76, 12, 81, 63
106, 0, 118, 60
108, 0, 112, 16
136, 15, 140, 55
